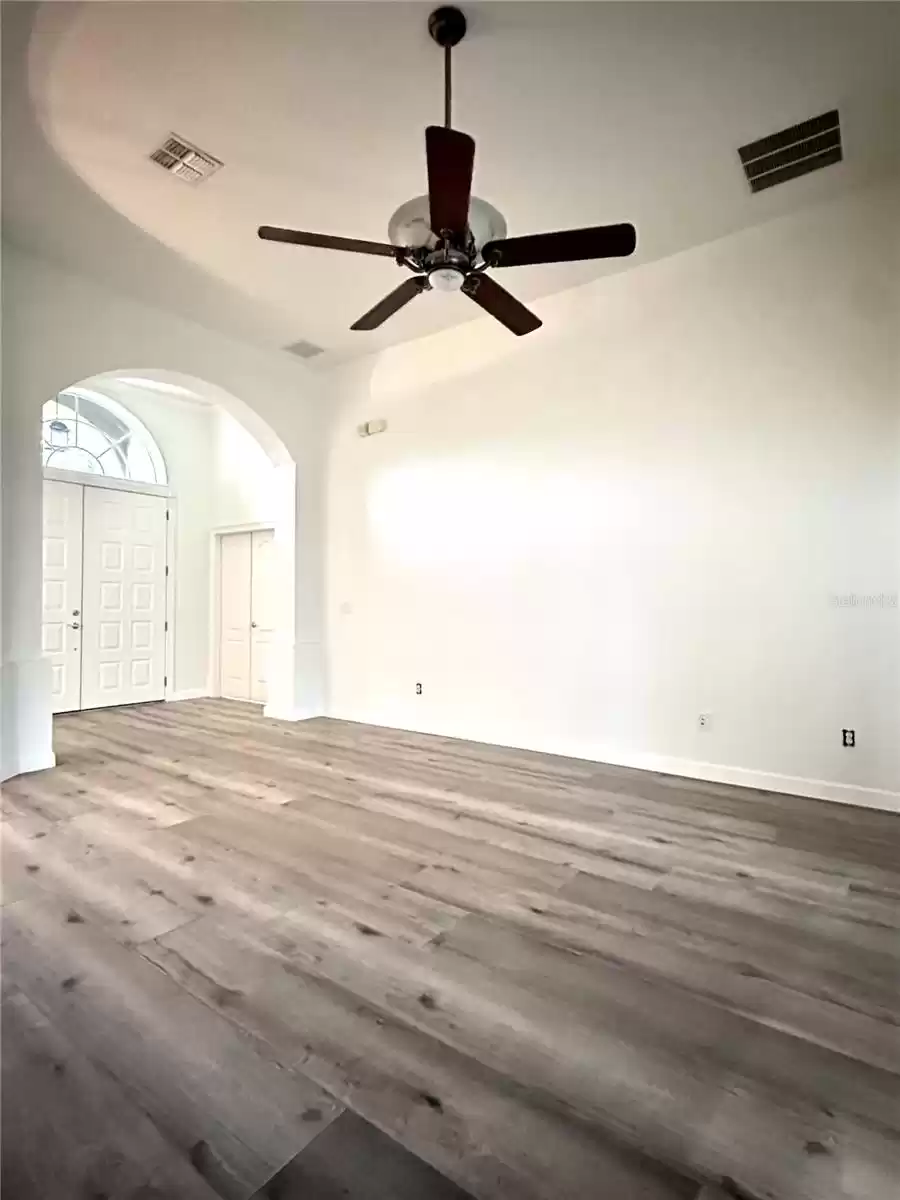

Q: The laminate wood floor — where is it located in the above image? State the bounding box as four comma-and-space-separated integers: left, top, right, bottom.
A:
2, 700, 899, 1200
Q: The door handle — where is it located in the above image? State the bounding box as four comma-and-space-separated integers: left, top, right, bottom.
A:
251, 621, 257, 628
69, 622, 80, 630
72, 609, 80, 616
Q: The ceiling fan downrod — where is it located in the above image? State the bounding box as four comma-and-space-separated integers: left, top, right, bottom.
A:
428, 6, 467, 129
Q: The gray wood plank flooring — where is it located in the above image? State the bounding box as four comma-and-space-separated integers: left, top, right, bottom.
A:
2, 699, 899, 1200
249, 1110, 477, 1200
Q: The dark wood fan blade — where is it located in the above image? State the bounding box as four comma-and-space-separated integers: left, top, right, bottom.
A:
483, 223, 637, 268
258, 226, 398, 258
425, 125, 475, 239
351, 276, 428, 331
461, 273, 541, 336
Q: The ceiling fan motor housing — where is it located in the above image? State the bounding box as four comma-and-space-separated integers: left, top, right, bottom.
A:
387, 195, 507, 257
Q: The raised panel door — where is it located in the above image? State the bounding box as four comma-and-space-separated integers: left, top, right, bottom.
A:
81, 488, 167, 709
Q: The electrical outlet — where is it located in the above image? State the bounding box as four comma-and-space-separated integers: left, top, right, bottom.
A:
842, 728, 855, 748
415, 682, 423, 695
698, 713, 712, 730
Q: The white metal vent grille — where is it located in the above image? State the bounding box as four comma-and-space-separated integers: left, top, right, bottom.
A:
284, 339, 325, 360
149, 134, 223, 184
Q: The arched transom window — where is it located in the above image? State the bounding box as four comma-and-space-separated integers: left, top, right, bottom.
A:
41, 390, 167, 486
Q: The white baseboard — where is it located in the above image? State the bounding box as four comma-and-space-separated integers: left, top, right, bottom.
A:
1, 749, 56, 781
596, 750, 900, 814
263, 705, 323, 723
166, 688, 209, 702
327, 709, 900, 814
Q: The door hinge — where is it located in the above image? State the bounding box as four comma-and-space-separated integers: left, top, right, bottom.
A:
164, 675, 168, 688
165, 565, 169, 577
166, 510, 170, 521
164, 620, 168, 632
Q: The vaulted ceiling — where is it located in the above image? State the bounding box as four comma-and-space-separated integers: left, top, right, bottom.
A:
4, 2, 899, 365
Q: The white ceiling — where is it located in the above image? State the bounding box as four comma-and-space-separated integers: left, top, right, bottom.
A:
4, 2, 899, 366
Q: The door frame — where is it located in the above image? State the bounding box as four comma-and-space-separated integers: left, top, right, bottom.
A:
42, 468, 175, 707
43, 465, 170, 500
41, 477, 86, 715
208, 523, 275, 700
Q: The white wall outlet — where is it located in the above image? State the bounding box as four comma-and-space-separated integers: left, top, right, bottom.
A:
698, 713, 712, 730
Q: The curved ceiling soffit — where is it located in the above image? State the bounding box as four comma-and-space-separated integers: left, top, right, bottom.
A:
20, 7, 303, 469
22, 3, 294, 348
81, 368, 294, 469
22, 1, 900, 363
25, 4, 211, 283
21, 0, 647, 357
25, 4, 189, 266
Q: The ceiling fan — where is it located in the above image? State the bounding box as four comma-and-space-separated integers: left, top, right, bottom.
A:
258, 6, 637, 336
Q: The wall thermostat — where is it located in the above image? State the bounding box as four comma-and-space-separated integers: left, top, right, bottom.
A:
357, 418, 387, 438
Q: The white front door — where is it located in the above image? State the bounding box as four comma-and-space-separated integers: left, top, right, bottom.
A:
42, 479, 84, 714
219, 531, 253, 700
80, 487, 168, 709
249, 528, 275, 703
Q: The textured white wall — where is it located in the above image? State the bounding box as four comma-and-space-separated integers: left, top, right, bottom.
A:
327, 185, 900, 807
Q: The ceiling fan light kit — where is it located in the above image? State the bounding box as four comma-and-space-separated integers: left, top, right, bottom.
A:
258, 6, 637, 336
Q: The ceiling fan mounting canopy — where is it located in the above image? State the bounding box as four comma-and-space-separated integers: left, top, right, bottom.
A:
257, 6, 638, 336
428, 6, 467, 49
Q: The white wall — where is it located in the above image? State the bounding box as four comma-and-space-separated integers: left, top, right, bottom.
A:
6, 187, 898, 805
212, 407, 281, 530
1, 244, 329, 780
327, 184, 900, 808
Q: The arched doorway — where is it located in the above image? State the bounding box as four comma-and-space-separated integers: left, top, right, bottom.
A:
0, 247, 327, 783
37, 369, 298, 722
1, 350, 322, 781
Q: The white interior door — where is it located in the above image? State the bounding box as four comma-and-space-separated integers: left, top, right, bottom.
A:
81, 488, 168, 709
42, 479, 84, 714
219, 532, 252, 700
249, 529, 275, 703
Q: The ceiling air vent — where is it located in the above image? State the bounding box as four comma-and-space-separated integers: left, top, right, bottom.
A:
739, 109, 842, 194
284, 339, 324, 360
149, 134, 223, 184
